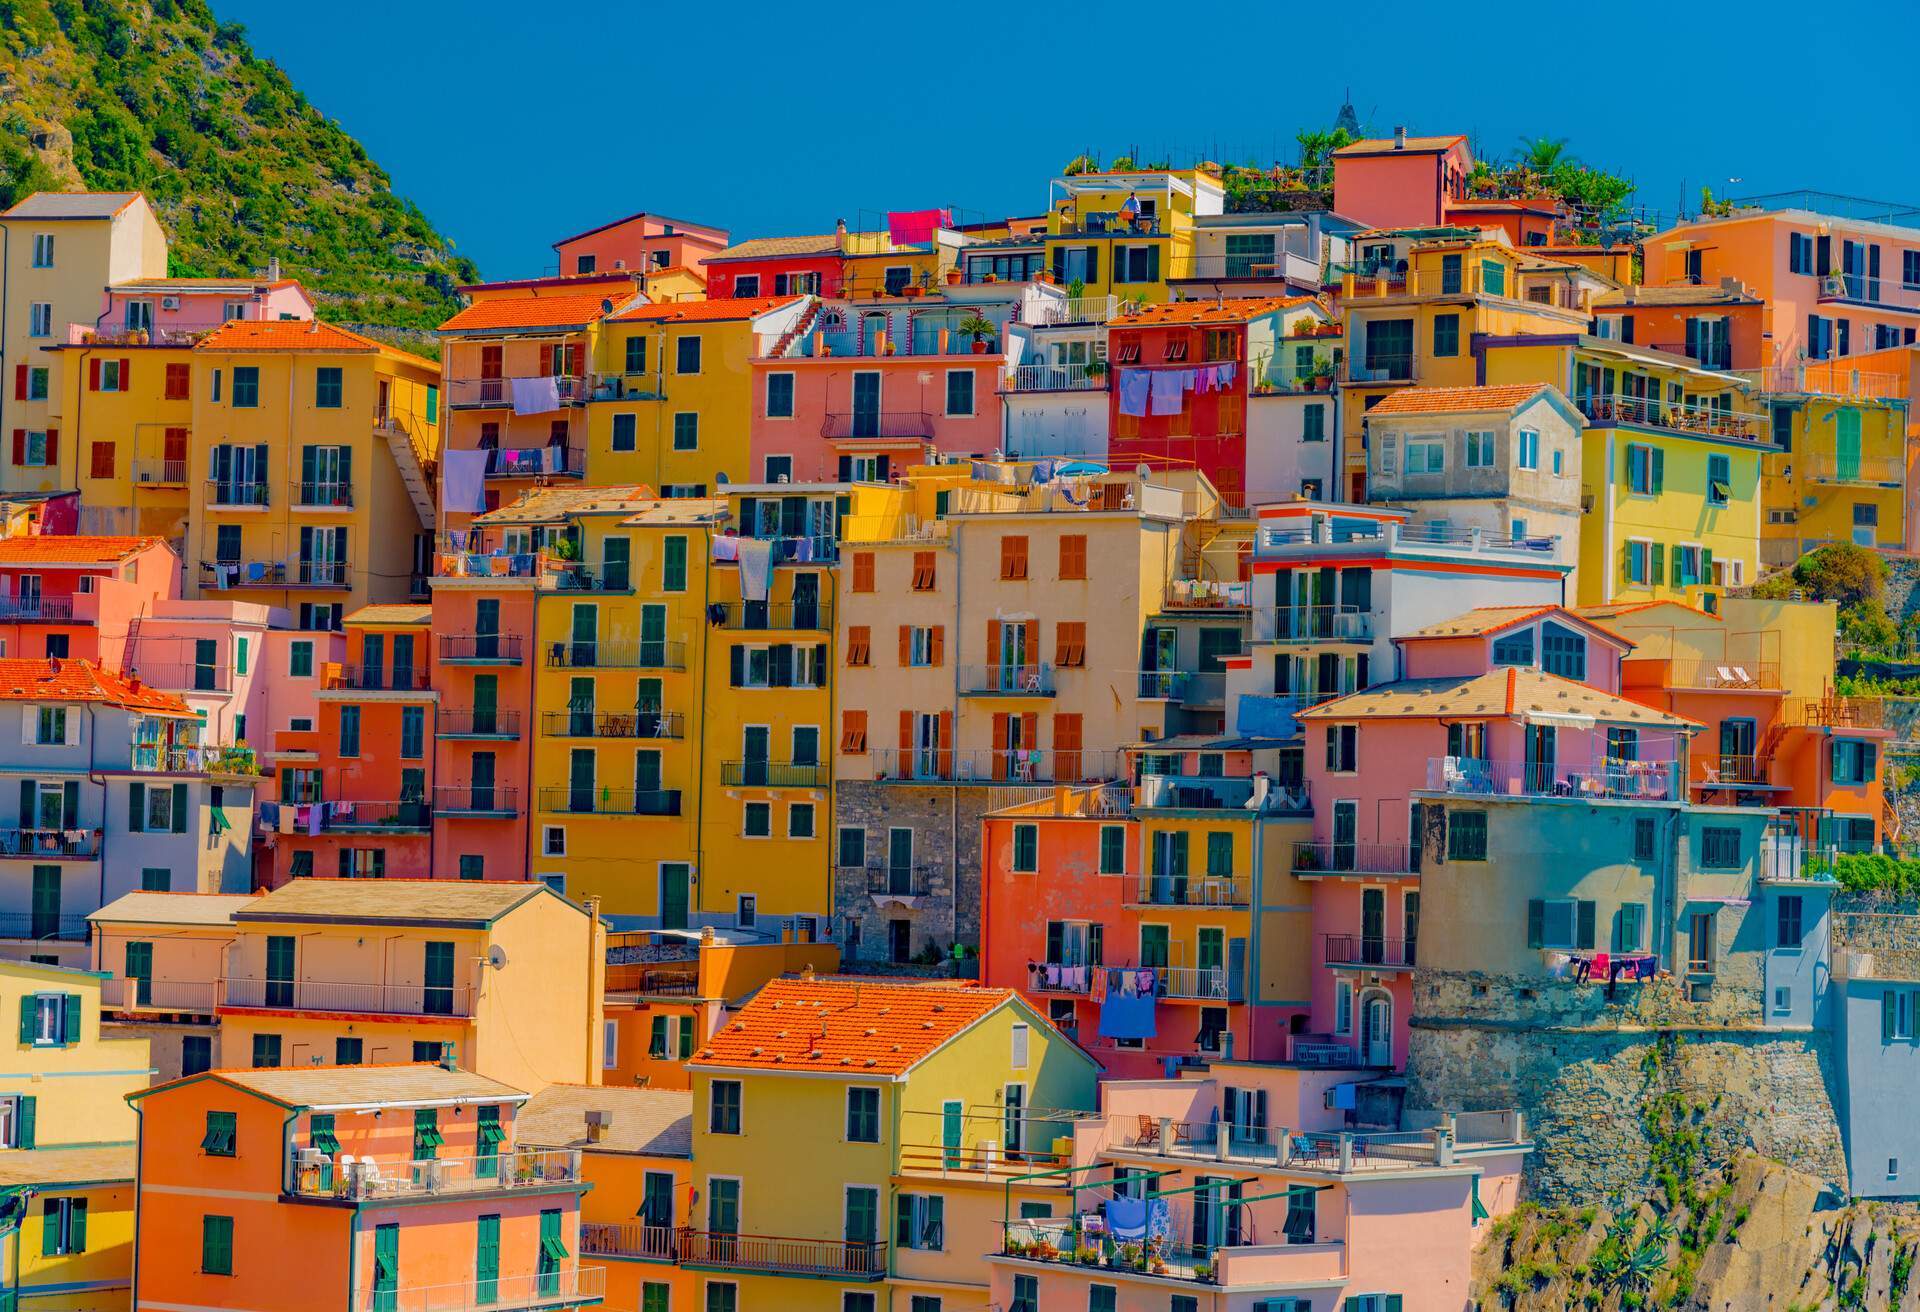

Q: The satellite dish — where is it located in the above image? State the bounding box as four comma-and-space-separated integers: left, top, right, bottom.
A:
487, 945, 509, 970
601, 299, 615, 314
1135, 463, 1151, 481
716, 471, 730, 485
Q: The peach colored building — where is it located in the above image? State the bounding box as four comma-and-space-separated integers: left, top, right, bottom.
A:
91, 274, 314, 339
128, 1063, 603, 1312
1331, 132, 1473, 230
551, 210, 728, 281
123, 598, 277, 750
0, 533, 177, 664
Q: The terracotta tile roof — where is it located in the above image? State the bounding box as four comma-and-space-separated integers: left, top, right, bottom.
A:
1111, 296, 1320, 327
1368, 383, 1551, 416
456, 272, 638, 296
235, 877, 554, 927
0, 1145, 135, 1187
645, 265, 706, 282
132, 1063, 527, 1109
1592, 284, 1759, 308
1, 191, 142, 220
517, 1084, 692, 1157
89, 891, 258, 927
610, 296, 803, 325
0, 658, 192, 714
472, 485, 661, 526
620, 499, 728, 527
194, 320, 439, 371
115, 277, 305, 293
708, 234, 842, 262
0, 534, 167, 565
1298, 667, 1699, 729
693, 977, 1012, 1077
438, 288, 637, 334
1333, 135, 1469, 158
1401, 605, 1630, 646
346, 603, 433, 627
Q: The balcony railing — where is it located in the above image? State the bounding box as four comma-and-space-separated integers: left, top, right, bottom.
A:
431, 785, 520, 817
1180, 672, 1227, 707
1179, 251, 1323, 284
581, 1223, 678, 1262
295, 1149, 581, 1201
123, 660, 231, 693
317, 800, 433, 833
1137, 773, 1310, 814
327, 664, 431, 692
351, 1263, 605, 1312
719, 761, 827, 788
541, 711, 684, 739
1163, 578, 1251, 610
1136, 670, 1189, 700
485, 445, 586, 479
1782, 695, 1884, 729
546, 561, 635, 593
859, 864, 937, 898
202, 559, 350, 589
538, 787, 682, 817
1002, 363, 1107, 392
1129, 876, 1248, 907
1323, 934, 1416, 968
1159, 965, 1232, 1000
1734, 363, 1907, 401
678, 1230, 885, 1280
868, 747, 1122, 785
715, 602, 831, 632
1576, 394, 1765, 443
1695, 754, 1773, 787
1647, 660, 1783, 691
1273, 606, 1372, 643
222, 976, 473, 1017
134, 458, 190, 487
447, 375, 589, 409
1290, 841, 1418, 876
101, 976, 218, 1011
1425, 756, 1681, 802
0, 828, 101, 860
1804, 454, 1906, 485
544, 640, 686, 670
439, 634, 523, 664
961, 663, 1057, 696
205, 479, 270, 507
437, 709, 522, 738
0, 914, 87, 941
1054, 212, 1162, 237
0, 597, 74, 622
820, 411, 936, 440
1029, 294, 1119, 326
1349, 353, 1415, 383
292, 481, 355, 509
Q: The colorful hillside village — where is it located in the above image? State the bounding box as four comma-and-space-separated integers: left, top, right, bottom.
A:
2, 134, 1920, 1312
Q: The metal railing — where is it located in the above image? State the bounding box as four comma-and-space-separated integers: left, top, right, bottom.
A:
317, 800, 433, 832
860, 864, 937, 897
1696, 754, 1772, 787
296, 1149, 580, 1201
1647, 660, 1783, 690
1349, 353, 1415, 383
1322, 934, 1416, 968
961, 663, 1056, 695
0, 596, 74, 622
289, 558, 352, 588
1181, 672, 1227, 706
1137, 670, 1189, 699
1003, 363, 1106, 392
485, 445, 586, 479
1734, 363, 1907, 401
1291, 841, 1418, 876
1804, 454, 1906, 484
100, 976, 218, 1011
431, 785, 520, 817
439, 634, 523, 664
714, 602, 831, 632
0, 828, 101, 859
446, 375, 590, 408
0, 914, 87, 941
1030, 294, 1119, 325
1129, 876, 1248, 907
130, 743, 224, 773
1425, 756, 1682, 802
1179, 251, 1322, 283
543, 640, 686, 670
351, 1263, 604, 1312
1159, 965, 1232, 1000
327, 664, 430, 692
678, 1230, 885, 1280
820, 411, 936, 440
134, 458, 189, 486
1053, 212, 1163, 237
1273, 606, 1373, 643
438, 709, 521, 738
123, 660, 231, 692
1136, 773, 1310, 814
581, 1223, 678, 1261
292, 481, 355, 509
546, 561, 635, 593
222, 976, 473, 1017
538, 787, 682, 817
1576, 394, 1765, 442
868, 747, 1122, 785
719, 761, 827, 788
205, 479, 270, 507
541, 711, 683, 739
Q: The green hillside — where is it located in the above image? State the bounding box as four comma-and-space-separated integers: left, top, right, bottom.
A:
0, 0, 478, 336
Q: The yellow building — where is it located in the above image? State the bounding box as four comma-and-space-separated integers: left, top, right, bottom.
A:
0, 1145, 135, 1312
42, 338, 194, 540
1480, 335, 1772, 606
1044, 170, 1221, 304
684, 976, 1098, 1311
0, 193, 168, 498
585, 296, 810, 494
185, 320, 439, 626
1341, 228, 1602, 500
516, 1083, 694, 1312
1757, 389, 1911, 566
0, 960, 150, 1149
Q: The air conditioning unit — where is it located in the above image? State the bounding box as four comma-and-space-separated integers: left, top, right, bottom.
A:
160, 295, 181, 310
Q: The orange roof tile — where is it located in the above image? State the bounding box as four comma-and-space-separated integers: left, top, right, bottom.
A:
0, 535, 167, 565
1368, 383, 1551, 416
1297, 667, 1698, 730
1400, 605, 1631, 646
194, 320, 438, 370
1333, 135, 1469, 158
0, 659, 192, 714
1111, 296, 1320, 327
644, 265, 706, 283
438, 288, 637, 334
610, 296, 804, 325
692, 978, 1011, 1077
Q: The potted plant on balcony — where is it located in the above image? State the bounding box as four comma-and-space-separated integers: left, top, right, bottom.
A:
1074, 1245, 1100, 1266
945, 268, 962, 285
959, 313, 995, 354
1033, 1239, 1059, 1262
1311, 357, 1335, 391
1068, 277, 1086, 302
1085, 359, 1109, 384
1193, 1261, 1214, 1282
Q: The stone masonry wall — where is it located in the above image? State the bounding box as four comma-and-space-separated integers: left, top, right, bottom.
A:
831, 782, 990, 962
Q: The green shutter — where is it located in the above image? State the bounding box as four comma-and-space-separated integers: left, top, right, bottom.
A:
17, 1096, 33, 1148
172, 783, 189, 834
650, 1015, 668, 1057
1650, 447, 1664, 494
19, 995, 34, 1045
41, 1200, 59, 1256
128, 781, 146, 833
1526, 899, 1544, 949
476, 1214, 500, 1303
1650, 543, 1665, 585
1576, 901, 1597, 950
678, 1021, 694, 1059
1886, 989, 1899, 1043
61, 993, 80, 1047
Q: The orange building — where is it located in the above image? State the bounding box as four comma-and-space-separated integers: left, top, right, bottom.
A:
1331, 131, 1473, 230
550, 210, 729, 281
269, 603, 434, 882
128, 1063, 603, 1312
1590, 281, 1771, 371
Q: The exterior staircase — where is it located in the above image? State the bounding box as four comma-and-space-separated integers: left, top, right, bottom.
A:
378, 417, 437, 531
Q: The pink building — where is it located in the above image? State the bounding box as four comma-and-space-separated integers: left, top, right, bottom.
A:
989, 1062, 1529, 1311
550, 209, 728, 279
1292, 605, 1692, 1069
0, 533, 178, 664
123, 598, 278, 749
1331, 131, 1473, 231
750, 295, 1016, 482
78, 276, 315, 344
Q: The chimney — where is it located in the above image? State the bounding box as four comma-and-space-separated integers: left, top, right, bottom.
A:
268, 257, 280, 281
585, 1109, 611, 1143
1393, 126, 1407, 151
836, 218, 848, 252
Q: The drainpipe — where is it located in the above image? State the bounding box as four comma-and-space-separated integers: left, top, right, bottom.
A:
127, 1103, 142, 1312
949, 521, 964, 958
692, 522, 712, 927
84, 701, 105, 914
584, 894, 601, 1084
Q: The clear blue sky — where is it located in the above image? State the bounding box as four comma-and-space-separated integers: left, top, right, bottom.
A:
218, 0, 1917, 283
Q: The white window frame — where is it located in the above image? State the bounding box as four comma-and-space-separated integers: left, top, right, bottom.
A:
1404, 438, 1445, 476
743, 801, 772, 839
943, 369, 976, 417
1334, 978, 1353, 1035
1539, 898, 1581, 950
909, 627, 933, 667
788, 802, 815, 840
1626, 539, 1650, 586
1516, 428, 1540, 471
28, 303, 51, 338
30, 234, 53, 268
542, 825, 566, 857
1464, 430, 1494, 468
603, 1019, 619, 1068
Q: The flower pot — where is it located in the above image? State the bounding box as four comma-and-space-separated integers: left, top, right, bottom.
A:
972, 340, 988, 354
945, 270, 962, 285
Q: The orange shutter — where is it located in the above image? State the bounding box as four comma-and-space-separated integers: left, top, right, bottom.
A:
992, 712, 1009, 759
840, 710, 867, 754
913, 551, 936, 590
899, 710, 914, 752
1054, 713, 1083, 781
89, 442, 114, 479
929, 626, 944, 667
1021, 713, 1039, 773
899, 625, 912, 667
1060, 534, 1087, 580
986, 619, 1001, 668
853, 552, 875, 592
937, 710, 953, 778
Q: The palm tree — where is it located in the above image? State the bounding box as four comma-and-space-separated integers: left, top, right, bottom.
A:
1515, 136, 1574, 172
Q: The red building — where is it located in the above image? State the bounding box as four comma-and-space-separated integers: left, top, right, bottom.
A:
1107, 296, 1328, 507
701, 233, 847, 301
0, 534, 178, 664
